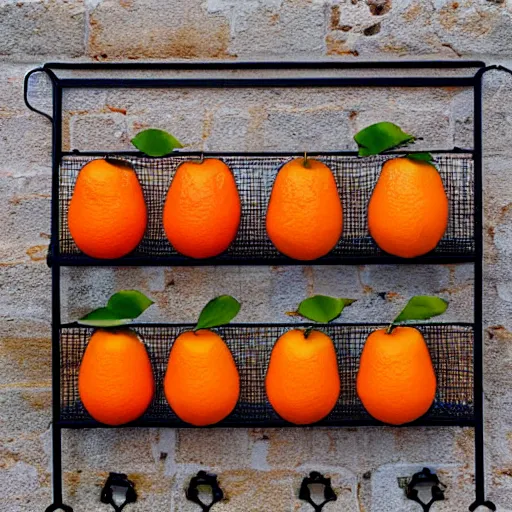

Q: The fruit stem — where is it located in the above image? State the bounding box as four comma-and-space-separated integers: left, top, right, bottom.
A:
304, 327, 314, 339
303, 151, 310, 169
191, 152, 205, 165
104, 157, 134, 170
386, 323, 396, 335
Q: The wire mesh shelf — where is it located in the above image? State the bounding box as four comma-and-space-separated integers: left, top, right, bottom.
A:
60, 323, 475, 428
57, 153, 475, 266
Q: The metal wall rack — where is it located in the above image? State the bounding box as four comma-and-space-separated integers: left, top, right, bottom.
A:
24, 60, 499, 511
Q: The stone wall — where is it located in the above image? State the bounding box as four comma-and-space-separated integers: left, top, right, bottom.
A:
2, 1, 512, 511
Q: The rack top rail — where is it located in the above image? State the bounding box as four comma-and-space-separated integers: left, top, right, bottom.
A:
29, 60, 487, 89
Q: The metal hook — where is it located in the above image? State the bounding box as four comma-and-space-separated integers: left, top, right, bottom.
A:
44, 504, 73, 512
186, 471, 223, 512
299, 472, 337, 512
469, 499, 497, 511
100, 473, 137, 512
23, 68, 54, 123
405, 468, 446, 512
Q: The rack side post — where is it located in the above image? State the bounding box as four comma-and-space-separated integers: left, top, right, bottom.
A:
52, 78, 63, 505
46, 78, 73, 512
474, 62, 485, 508
469, 72, 496, 512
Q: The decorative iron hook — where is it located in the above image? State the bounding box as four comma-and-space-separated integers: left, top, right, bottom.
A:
100, 473, 137, 512
299, 471, 337, 512
45, 504, 73, 512
406, 468, 446, 512
23, 68, 54, 123
186, 471, 224, 511
469, 499, 497, 511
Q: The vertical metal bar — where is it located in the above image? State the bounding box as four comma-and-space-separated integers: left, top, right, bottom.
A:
473, 75, 485, 504
50, 80, 63, 505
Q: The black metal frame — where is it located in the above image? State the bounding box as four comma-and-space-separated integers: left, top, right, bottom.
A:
23, 60, 494, 511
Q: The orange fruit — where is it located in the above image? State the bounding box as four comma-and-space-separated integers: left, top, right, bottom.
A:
164, 330, 239, 426
265, 329, 340, 425
368, 157, 448, 258
68, 158, 147, 259
357, 326, 436, 425
163, 159, 241, 258
266, 157, 343, 260
78, 329, 154, 426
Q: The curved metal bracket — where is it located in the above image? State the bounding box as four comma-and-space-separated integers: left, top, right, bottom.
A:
475, 64, 512, 81
299, 471, 337, 512
100, 473, 137, 512
406, 468, 446, 512
44, 504, 73, 512
186, 471, 224, 512
23, 67, 55, 123
469, 499, 497, 511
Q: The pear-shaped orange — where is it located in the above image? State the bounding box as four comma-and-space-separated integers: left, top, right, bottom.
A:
265, 329, 340, 424
164, 330, 240, 426
78, 329, 154, 426
368, 158, 448, 258
266, 157, 343, 260
68, 158, 147, 259
163, 159, 241, 258
357, 326, 436, 425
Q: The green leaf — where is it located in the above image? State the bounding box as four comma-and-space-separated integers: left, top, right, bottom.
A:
354, 122, 415, 157
406, 152, 433, 163
393, 295, 448, 324
195, 295, 241, 331
296, 295, 356, 323
78, 307, 129, 327
107, 290, 154, 319
131, 128, 183, 157
78, 290, 154, 327
406, 152, 436, 166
